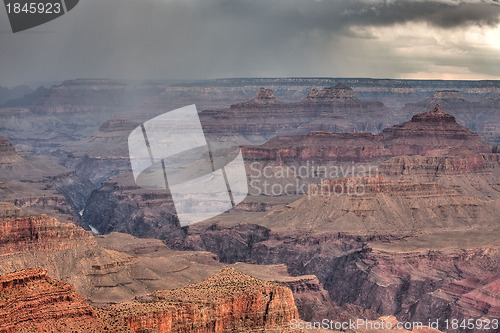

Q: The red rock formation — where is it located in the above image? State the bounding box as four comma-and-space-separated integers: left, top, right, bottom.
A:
113, 267, 299, 333
381, 105, 490, 154
0, 268, 123, 332
258, 173, 500, 234
243, 105, 492, 163
379, 154, 500, 175
401, 90, 500, 143
458, 277, 500, 318
313, 176, 455, 198
0, 266, 302, 332
0, 213, 95, 256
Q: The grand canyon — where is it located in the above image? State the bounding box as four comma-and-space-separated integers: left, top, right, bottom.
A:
0, 77, 499, 332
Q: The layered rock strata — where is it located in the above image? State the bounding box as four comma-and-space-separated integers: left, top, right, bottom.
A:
119, 267, 299, 333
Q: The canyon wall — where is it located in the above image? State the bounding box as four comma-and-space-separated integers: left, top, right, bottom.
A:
0, 267, 302, 333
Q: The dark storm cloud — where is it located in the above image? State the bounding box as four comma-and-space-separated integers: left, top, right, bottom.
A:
1, 0, 500, 86
337, 0, 500, 28
208, 0, 500, 31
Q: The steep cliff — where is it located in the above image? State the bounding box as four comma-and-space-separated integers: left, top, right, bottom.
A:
82, 174, 181, 241
118, 267, 299, 333
0, 211, 96, 256
0, 268, 125, 332
173, 221, 500, 333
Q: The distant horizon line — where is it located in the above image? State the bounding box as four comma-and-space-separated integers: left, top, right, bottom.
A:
4, 76, 500, 89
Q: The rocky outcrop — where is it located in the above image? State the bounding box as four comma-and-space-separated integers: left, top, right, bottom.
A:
277, 273, 377, 324
200, 83, 395, 145
231, 87, 283, 108
0, 175, 83, 223
381, 105, 491, 154
118, 267, 299, 333
0, 212, 301, 311
415, 275, 500, 327
302, 83, 361, 104
0, 136, 26, 170
0, 137, 17, 157
0, 212, 95, 256
243, 105, 492, 164
243, 131, 384, 162
333, 247, 500, 332
0, 266, 450, 333
173, 222, 500, 333
0, 266, 302, 332
0, 268, 123, 332
401, 91, 500, 144
295, 84, 392, 133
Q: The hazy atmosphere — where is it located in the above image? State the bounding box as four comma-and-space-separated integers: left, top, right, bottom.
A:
1, 0, 500, 86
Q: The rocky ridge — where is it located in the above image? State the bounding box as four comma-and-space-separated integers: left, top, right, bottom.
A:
302, 83, 362, 104
243, 105, 491, 164
401, 90, 500, 144
0, 209, 95, 256
0, 267, 305, 333
231, 87, 283, 108
200, 84, 395, 145
119, 267, 298, 333
0, 207, 329, 326
0, 268, 119, 332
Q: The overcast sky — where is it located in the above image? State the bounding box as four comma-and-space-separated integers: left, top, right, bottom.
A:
1, 0, 500, 86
